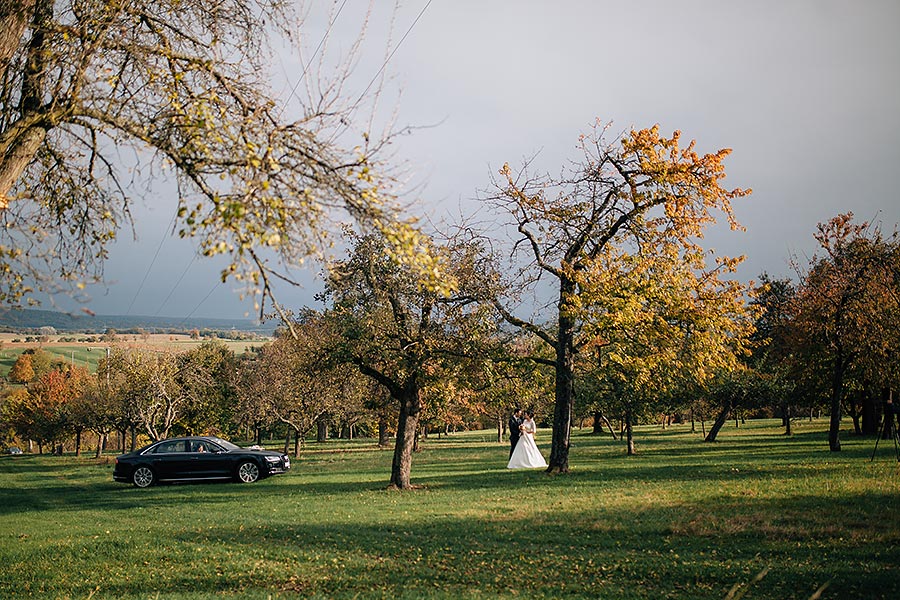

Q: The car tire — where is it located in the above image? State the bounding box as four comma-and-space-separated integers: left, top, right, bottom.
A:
132, 466, 155, 488
236, 460, 260, 483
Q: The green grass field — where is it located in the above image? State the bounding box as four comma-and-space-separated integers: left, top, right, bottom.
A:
0, 339, 266, 378
1, 419, 898, 599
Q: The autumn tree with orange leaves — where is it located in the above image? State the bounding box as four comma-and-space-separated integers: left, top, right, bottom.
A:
485, 121, 751, 472
10, 364, 90, 454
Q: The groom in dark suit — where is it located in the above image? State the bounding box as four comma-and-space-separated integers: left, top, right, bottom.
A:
508, 407, 523, 457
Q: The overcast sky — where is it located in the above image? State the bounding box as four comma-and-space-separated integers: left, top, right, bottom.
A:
72, 0, 900, 321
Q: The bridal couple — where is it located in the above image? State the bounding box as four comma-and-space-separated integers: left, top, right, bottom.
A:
507, 407, 547, 469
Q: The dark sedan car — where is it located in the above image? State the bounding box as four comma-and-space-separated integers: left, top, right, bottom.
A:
113, 436, 290, 488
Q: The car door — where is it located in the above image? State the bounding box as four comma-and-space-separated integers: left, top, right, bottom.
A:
188, 439, 231, 478
148, 439, 190, 479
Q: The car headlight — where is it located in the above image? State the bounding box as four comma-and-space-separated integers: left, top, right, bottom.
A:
264, 456, 280, 462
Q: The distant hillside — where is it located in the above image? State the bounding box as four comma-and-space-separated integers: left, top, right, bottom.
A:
0, 308, 276, 335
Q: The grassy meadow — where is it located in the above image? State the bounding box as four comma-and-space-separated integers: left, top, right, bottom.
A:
1, 419, 898, 599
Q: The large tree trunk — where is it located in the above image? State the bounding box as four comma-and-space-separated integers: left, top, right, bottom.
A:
828, 352, 845, 452
592, 411, 618, 439
94, 432, 106, 459
548, 280, 577, 474
625, 407, 635, 455
783, 403, 792, 436
390, 380, 421, 489
0, 0, 36, 75
316, 415, 328, 442
705, 400, 732, 442
0, 0, 51, 208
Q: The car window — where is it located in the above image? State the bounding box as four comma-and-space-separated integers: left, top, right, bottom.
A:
191, 440, 221, 453
153, 440, 187, 454
208, 437, 240, 451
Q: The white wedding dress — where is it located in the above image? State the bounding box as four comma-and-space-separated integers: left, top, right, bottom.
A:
507, 418, 547, 469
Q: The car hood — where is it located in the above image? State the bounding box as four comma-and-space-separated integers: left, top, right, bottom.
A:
230, 448, 287, 458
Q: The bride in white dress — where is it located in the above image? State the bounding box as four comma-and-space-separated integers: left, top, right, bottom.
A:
507, 411, 547, 469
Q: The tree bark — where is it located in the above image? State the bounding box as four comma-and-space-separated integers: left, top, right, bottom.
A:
547, 279, 577, 473
592, 411, 603, 434
625, 407, 635, 455
0, 0, 52, 208
0, 0, 35, 75
378, 417, 390, 447
705, 400, 732, 442
592, 411, 618, 439
828, 351, 845, 452
390, 381, 421, 489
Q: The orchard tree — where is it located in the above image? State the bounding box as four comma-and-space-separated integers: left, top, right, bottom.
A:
19, 363, 90, 453
485, 122, 750, 472
0, 1, 434, 315
790, 214, 900, 451
255, 314, 352, 456
176, 341, 237, 435
9, 348, 54, 383
322, 231, 494, 489
749, 273, 798, 433
1, 386, 31, 448
702, 367, 772, 442
582, 244, 755, 454
230, 350, 278, 445
110, 347, 182, 442
79, 377, 119, 458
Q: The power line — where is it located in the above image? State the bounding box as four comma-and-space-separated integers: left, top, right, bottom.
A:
178, 281, 223, 328
278, 0, 351, 118
125, 208, 179, 316
152, 253, 198, 317
350, 0, 433, 113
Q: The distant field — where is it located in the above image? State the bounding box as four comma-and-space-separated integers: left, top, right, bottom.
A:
0, 419, 898, 599
0, 333, 270, 377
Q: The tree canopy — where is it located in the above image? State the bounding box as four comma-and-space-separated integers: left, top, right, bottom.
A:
0, 0, 437, 316
484, 121, 752, 471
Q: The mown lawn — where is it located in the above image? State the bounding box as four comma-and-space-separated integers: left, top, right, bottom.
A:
0, 419, 898, 599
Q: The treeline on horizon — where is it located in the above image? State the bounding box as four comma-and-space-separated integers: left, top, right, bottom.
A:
2, 212, 900, 485
0, 308, 275, 335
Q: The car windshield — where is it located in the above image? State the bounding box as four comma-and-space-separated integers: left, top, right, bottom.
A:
207, 437, 241, 451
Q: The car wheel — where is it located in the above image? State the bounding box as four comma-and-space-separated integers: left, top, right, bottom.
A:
236, 460, 260, 483
132, 466, 155, 488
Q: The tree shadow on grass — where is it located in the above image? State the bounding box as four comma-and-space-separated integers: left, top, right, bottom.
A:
67, 490, 900, 600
